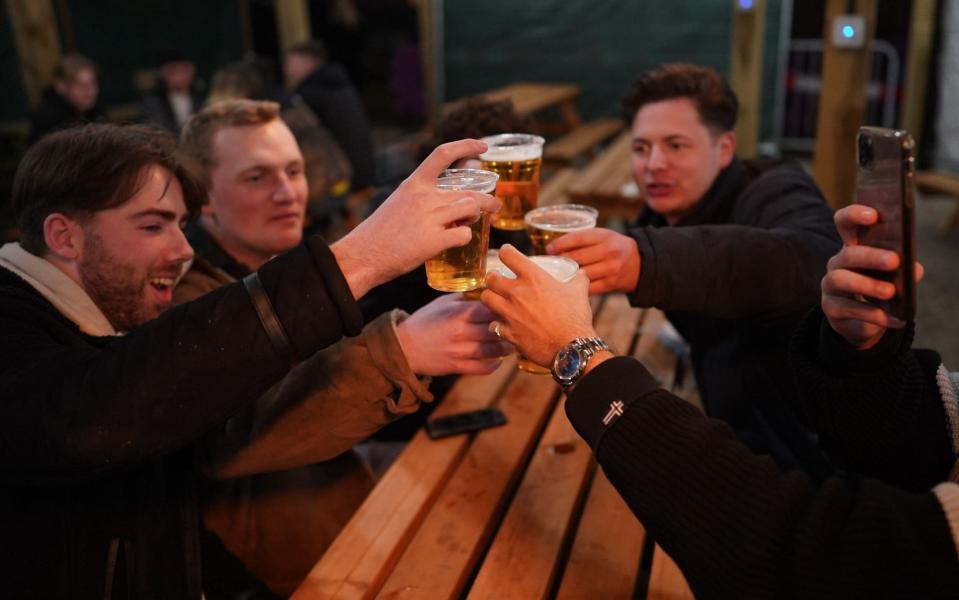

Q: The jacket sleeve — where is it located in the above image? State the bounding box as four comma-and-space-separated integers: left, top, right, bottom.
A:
566, 357, 959, 598
630, 174, 840, 322
0, 236, 364, 484
789, 307, 959, 491
203, 309, 433, 479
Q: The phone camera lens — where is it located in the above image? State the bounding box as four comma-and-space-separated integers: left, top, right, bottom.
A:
858, 135, 874, 168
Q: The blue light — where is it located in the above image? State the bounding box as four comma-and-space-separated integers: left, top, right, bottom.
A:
842, 25, 856, 38
738, 0, 754, 8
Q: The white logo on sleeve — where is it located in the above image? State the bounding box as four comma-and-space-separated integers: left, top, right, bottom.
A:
602, 400, 625, 426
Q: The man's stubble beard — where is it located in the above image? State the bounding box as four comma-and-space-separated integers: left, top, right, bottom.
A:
78, 232, 163, 332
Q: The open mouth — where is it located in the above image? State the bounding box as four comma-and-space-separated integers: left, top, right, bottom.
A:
149, 277, 175, 294
645, 182, 675, 197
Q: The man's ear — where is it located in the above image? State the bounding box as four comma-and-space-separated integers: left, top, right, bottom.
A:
42, 213, 83, 261
717, 131, 736, 168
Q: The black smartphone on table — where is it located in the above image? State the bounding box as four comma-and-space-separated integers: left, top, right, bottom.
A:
425, 407, 507, 439
854, 126, 917, 322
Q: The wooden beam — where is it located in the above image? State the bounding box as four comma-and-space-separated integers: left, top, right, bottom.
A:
812, 0, 878, 209
729, 0, 767, 159
274, 0, 311, 52
5, 0, 62, 108
900, 0, 937, 153
412, 0, 442, 126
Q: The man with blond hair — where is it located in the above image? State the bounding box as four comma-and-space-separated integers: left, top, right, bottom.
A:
177, 99, 509, 595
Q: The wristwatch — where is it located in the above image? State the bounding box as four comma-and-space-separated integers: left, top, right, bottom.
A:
551, 337, 610, 389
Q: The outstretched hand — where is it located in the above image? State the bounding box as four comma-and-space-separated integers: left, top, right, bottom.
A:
481, 245, 596, 367
332, 139, 501, 298
396, 294, 512, 376
547, 228, 640, 295
821, 204, 924, 349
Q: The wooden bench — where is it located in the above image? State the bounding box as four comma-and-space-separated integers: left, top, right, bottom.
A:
445, 82, 584, 136
914, 169, 959, 234
544, 118, 624, 164
566, 130, 644, 224
293, 295, 696, 599
539, 167, 579, 207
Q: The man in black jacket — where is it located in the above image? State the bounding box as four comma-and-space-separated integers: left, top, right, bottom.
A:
548, 63, 840, 473
479, 242, 959, 598
140, 49, 205, 135
0, 123, 498, 598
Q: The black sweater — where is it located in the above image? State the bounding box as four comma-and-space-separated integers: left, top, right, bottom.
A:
0, 237, 362, 598
565, 312, 959, 598
629, 158, 841, 473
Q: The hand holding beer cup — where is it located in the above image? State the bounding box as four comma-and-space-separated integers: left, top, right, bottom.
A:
396, 294, 513, 376
822, 204, 924, 350
331, 139, 501, 298
547, 227, 641, 295
481, 245, 596, 367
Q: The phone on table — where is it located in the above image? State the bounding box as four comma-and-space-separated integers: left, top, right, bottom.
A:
854, 126, 917, 322
425, 407, 507, 439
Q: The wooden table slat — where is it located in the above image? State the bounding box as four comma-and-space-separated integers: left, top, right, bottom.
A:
467, 295, 642, 599
375, 373, 562, 599
292, 358, 518, 600
554, 469, 647, 600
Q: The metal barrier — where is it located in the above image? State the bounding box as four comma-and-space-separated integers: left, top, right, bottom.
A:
779, 38, 900, 152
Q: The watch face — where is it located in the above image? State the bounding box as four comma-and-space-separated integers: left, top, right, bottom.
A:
555, 347, 582, 382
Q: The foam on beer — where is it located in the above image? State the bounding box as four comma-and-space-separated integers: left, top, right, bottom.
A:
478, 144, 542, 162
526, 207, 597, 232
493, 255, 578, 282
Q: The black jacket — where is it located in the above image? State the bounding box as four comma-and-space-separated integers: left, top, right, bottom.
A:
0, 238, 363, 598
564, 309, 959, 598
293, 63, 375, 190
629, 158, 841, 472
28, 87, 105, 143
140, 81, 205, 135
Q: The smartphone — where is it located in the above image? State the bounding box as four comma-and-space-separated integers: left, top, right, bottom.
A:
854, 126, 917, 322
425, 407, 507, 439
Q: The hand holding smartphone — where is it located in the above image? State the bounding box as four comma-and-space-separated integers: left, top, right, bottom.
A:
854, 126, 917, 322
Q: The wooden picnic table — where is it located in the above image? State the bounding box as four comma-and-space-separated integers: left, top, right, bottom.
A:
566, 130, 644, 222
445, 82, 584, 134
293, 295, 696, 599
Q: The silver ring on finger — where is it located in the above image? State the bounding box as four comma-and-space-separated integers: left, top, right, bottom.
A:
491, 321, 503, 339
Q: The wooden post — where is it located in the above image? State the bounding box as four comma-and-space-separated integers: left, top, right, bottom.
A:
900, 0, 937, 152
812, 0, 878, 209
5, 0, 62, 108
412, 0, 442, 126
274, 0, 311, 52
729, 0, 766, 159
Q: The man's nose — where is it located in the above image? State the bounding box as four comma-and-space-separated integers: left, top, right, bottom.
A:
169, 226, 195, 263
272, 173, 297, 202
647, 145, 667, 171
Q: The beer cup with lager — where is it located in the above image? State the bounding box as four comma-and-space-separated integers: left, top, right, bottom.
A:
425, 169, 499, 292
480, 134, 545, 231
492, 255, 579, 374
525, 204, 598, 255
462, 250, 503, 300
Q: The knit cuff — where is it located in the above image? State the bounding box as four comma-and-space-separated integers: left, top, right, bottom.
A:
932, 482, 959, 559
565, 356, 661, 451
817, 308, 912, 375
304, 235, 365, 337
631, 228, 660, 308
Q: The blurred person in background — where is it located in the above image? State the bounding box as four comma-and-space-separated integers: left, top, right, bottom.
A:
29, 53, 104, 143
140, 48, 205, 134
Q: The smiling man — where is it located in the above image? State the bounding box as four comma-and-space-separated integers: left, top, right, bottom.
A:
176, 99, 509, 596
0, 123, 500, 598
548, 64, 841, 474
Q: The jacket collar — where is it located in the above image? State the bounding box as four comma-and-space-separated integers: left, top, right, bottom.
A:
0, 242, 117, 336
185, 223, 252, 280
